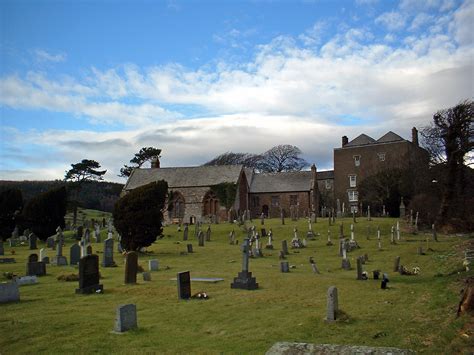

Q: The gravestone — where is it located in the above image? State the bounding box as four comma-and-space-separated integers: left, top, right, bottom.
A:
342, 258, 351, 270
260, 213, 265, 225
75, 254, 103, 294
205, 226, 211, 242
187, 244, 193, 253
114, 304, 137, 332
393, 256, 401, 272
280, 210, 285, 225
373, 270, 380, 280
77, 226, 84, 240
399, 197, 406, 217
417, 246, 424, 255
15, 275, 38, 286
51, 231, 68, 266
311, 263, 320, 274
84, 228, 91, 244
177, 271, 191, 300
281, 240, 289, 255
0, 241, 4, 256
381, 273, 389, 289
280, 261, 290, 273
40, 248, 48, 263
326, 286, 338, 321
339, 223, 344, 239
124, 252, 138, 284
28, 233, 37, 250
0, 283, 20, 304
87, 245, 93, 255
46, 236, 55, 249
149, 259, 159, 271
183, 224, 188, 241
432, 224, 438, 242
198, 231, 204, 247
261, 228, 267, 237
102, 238, 115, 267
70, 244, 81, 266
230, 238, 258, 290
326, 230, 333, 246
26, 253, 46, 276
229, 230, 236, 245
356, 257, 364, 280
142, 272, 152, 281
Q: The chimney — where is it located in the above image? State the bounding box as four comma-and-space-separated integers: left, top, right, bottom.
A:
412, 127, 419, 146
151, 156, 160, 169
342, 136, 349, 147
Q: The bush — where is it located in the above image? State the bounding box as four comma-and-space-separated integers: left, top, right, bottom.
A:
0, 189, 23, 240
113, 181, 168, 251
20, 186, 67, 241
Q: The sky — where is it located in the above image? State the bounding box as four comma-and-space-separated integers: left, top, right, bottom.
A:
1, 0, 473, 183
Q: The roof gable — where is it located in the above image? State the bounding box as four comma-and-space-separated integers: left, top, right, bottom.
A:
345, 134, 376, 147
249, 170, 334, 193
377, 131, 405, 143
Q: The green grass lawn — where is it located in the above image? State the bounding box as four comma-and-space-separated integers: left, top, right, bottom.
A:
1, 212, 473, 354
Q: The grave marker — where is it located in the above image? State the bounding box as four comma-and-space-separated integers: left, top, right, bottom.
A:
280, 261, 290, 273
326, 286, 338, 321
102, 238, 115, 267
75, 254, 103, 294
114, 304, 137, 332
0, 283, 20, 304
230, 238, 258, 290
124, 252, 138, 284
183, 224, 188, 241
177, 271, 191, 300
26, 253, 46, 276
187, 244, 193, 253
282, 240, 289, 255
28, 233, 37, 250
149, 259, 159, 271
70, 244, 81, 266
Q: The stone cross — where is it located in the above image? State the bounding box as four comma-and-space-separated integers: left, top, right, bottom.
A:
326, 286, 338, 321
241, 238, 250, 272
230, 238, 258, 290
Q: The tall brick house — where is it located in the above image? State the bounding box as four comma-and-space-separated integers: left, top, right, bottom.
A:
333, 127, 428, 214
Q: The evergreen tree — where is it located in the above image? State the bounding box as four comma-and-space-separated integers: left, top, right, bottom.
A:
0, 189, 23, 240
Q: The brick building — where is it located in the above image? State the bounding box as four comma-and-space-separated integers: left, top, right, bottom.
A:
333, 128, 428, 214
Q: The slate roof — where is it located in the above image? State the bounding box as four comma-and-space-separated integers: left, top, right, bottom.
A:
249, 170, 334, 193
377, 131, 405, 143
345, 134, 377, 147
123, 165, 244, 191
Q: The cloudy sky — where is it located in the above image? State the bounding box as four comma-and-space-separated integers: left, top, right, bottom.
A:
1, 0, 473, 182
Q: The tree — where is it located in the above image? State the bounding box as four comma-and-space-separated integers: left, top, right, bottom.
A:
258, 145, 309, 173
65, 159, 107, 182
203, 152, 262, 168
20, 186, 67, 240
0, 189, 23, 240
113, 180, 168, 251
421, 99, 474, 227
119, 147, 162, 178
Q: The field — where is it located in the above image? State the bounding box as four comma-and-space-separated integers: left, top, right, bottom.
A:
1, 211, 473, 354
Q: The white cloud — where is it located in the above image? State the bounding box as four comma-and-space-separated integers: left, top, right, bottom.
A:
375, 11, 407, 31
409, 13, 434, 31
35, 49, 66, 63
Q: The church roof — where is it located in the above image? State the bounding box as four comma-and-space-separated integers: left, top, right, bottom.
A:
123, 165, 244, 191
345, 134, 377, 147
377, 131, 405, 143
249, 170, 334, 193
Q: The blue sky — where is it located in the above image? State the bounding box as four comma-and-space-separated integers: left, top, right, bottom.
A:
1, 0, 473, 181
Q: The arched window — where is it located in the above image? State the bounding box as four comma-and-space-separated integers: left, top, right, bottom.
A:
203, 191, 220, 216
169, 191, 185, 219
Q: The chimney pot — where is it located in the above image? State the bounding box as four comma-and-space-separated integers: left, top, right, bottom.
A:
412, 127, 419, 146
342, 136, 349, 147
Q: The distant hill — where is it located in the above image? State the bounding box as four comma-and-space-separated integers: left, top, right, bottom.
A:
0, 180, 124, 213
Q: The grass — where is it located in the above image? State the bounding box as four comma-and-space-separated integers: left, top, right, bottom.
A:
1, 211, 473, 354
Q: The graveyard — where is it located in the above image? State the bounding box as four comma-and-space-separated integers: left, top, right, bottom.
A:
0, 210, 472, 354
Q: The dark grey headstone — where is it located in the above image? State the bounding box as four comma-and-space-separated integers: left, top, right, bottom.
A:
183, 225, 188, 241
114, 304, 137, 332
281, 240, 289, 255
0, 283, 20, 304
28, 233, 37, 250
70, 244, 81, 266
356, 257, 363, 280
76, 254, 103, 294
326, 286, 338, 321
394, 256, 401, 272
187, 244, 193, 253
102, 238, 115, 267
342, 258, 351, 270
177, 271, 191, 300
280, 261, 290, 273
142, 272, 151, 281
205, 226, 211, 242
26, 253, 46, 276
198, 231, 204, 247
124, 252, 138, 284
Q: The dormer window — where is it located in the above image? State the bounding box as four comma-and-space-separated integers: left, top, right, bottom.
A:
378, 152, 386, 161
353, 155, 361, 167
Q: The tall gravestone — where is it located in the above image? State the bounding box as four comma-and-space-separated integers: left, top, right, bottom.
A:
124, 252, 138, 284
177, 271, 191, 300
26, 253, 46, 276
205, 226, 211, 242
394, 256, 401, 272
102, 238, 115, 267
70, 244, 81, 266
183, 225, 188, 241
75, 254, 103, 294
356, 257, 364, 280
230, 238, 258, 290
28, 233, 37, 250
51, 230, 68, 266
281, 240, 289, 255
187, 244, 193, 253
198, 231, 204, 247
326, 286, 338, 321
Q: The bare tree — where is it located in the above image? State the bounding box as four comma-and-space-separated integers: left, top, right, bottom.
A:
258, 145, 308, 173
203, 152, 262, 168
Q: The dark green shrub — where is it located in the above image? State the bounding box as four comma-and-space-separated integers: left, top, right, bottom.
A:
0, 189, 23, 240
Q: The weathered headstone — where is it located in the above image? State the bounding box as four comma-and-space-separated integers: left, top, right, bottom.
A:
432, 223, 438, 242
124, 252, 138, 284
26, 253, 46, 276
70, 244, 81, 266
326, 230, 333, 246
28, 233, 37, 250
282, 240, 289, 255
356, 257, 364, 280
75, 254, 103, 294
279, 250, 286, 260
46, 236, 55, 249
102, 238, 115, 267
230, 238, 258, 290
311, 263, 320, 274
280, 261, 290, 273
142, 272, 152, 281
149, 259, 159, 271
177, 271, 191, 300
51, 231, 68, 266
373, 270, 380, 279
394, 256, 401, 272
229, 230, 236, 245
114, 304, 137, 332
14, 275, 38, 286
205, 226, 211, 242
198, 231, 204, 247
326, 286, 338, 321
86, 245, 93, 256
381, 273, 389, 289
183, 224, 188, 241
280, 210, 285, 225
187, 244, 193, 253
0, 283, 20, 303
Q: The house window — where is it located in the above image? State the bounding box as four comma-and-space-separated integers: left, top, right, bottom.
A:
378, 152, 386, 161
349, 175, 357, 188
325, 180, 331, 190
348, 190, 358, 202
290, 195, 298, 206
354, 155, 361, 167
252, 196, 260, 207
271, 196, 280, 207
